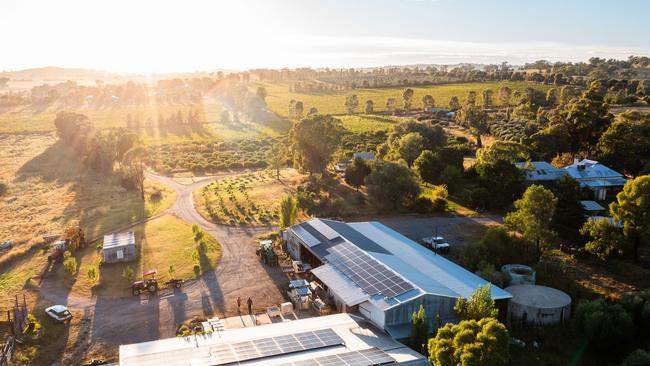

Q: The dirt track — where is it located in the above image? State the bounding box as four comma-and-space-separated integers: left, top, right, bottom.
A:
37, 172, 288, 364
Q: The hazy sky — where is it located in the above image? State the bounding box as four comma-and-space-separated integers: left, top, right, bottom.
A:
2, 0, 649, 73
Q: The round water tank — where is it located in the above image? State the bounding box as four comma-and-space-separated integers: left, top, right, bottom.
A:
501, 264, 536, 285
506, 284, 571, 325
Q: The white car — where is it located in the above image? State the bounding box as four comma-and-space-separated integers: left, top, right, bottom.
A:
45, 305, 72, 323
421, 236, 450, 253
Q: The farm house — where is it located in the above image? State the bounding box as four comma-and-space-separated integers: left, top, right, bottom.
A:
103, 232, 136, 263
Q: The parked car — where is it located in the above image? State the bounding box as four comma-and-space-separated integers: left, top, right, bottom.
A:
421, 236, 450, 253
45, 305, 72, 322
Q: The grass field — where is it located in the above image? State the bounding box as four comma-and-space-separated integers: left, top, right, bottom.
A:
67, 214, 221, 299
254, 81, 552, 117
0, 98, 290, 144
195, 169, 306, 226
337, 114, 401, 134
0, 133, 176, 309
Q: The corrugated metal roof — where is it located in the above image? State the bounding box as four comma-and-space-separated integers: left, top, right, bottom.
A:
348, 221, 512, 300
118, 313, 429, 366
514, 161, 566, 181
311, 264, 370, 306
321, 220, 389, 254
103, 232, 135, 250
289, 219, 511, 302
564, 159, 626, 182
580, 200, 606, 212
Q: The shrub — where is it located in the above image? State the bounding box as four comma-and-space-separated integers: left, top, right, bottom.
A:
574, 299, 633, 350
622, 349, 650, 366
469, 187, 490, 210
87, 266, 98, 283
62, 251, 77, 276
0, 181, 7, 196
122, 266, 135, 282
410, 197, 434, 214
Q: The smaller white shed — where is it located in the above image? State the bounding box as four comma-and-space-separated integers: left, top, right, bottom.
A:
103, 232, 136, 263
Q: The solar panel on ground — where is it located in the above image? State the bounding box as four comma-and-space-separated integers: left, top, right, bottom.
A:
292, 224, 322, 247
272, 347, 396, 366
307, 219, 341, 240
327, 242, 414, 299
209, 329, 344, 365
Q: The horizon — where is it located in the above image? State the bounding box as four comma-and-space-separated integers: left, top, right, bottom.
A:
3, 0, 650, 73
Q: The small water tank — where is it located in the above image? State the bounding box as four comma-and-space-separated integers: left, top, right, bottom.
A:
502, 264, 536, 285
506, 284, 571, 325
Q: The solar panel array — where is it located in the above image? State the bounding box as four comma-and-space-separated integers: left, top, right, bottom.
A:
274, 347, 396, 366
209, 328, 343, 365
292, 224, 322, 248
327, 241, 414, 299
308, 219, 341, 240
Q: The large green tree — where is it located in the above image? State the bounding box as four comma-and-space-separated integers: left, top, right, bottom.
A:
345, 94, 359, 114
610, 175, 650, 261
397, 132, 426, 167
549, 176, 588, 243
409, 305, 429, 355
290, 115, 342, 175
505, 185, 558, 260
498, 86, 511, 107
456, 104, 488, 148
366, 161, 421, 210
476, 140, 530, 165
598, 110, 650, 177
562, 80, 613, 154
54, 111, 92, 146
581, 218, 625, 261
344, 157, 371, 191
428, 317, 509, 366
403, 88, 414, 111
389, 120, 447, 152
454, 283, 498, 321
476, 160, 524, 209
422, 95, 435, 110
482, 88, 494, 109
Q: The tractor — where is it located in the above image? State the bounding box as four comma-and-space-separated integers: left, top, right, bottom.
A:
132, 269, 159, 296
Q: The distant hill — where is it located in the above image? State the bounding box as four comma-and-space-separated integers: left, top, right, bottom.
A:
0, 67, 135, 83
0, 67, 236, 84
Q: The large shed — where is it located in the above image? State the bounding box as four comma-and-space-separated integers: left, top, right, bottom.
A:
103, 232, 136, 263
506, 284, 571, 325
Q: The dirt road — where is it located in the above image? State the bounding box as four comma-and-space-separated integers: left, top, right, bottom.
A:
37, 172, 288, 364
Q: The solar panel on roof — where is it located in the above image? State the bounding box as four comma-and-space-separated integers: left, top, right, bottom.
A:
292, 224, 322, 247
327, 241, 414, 299
308, 219, 341, 240
272, 347, 396, 366
209, 329, 344, 365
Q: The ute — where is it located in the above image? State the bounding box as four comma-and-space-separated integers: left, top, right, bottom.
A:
132, 269, 159, 296
421, 236, 450, 253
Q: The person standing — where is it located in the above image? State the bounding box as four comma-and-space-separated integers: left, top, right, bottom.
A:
247, 297, 253, 315
237, 296, 241, 313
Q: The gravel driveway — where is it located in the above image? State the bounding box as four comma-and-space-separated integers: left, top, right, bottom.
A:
378, 215, 503, 250
37, 172, 288, 364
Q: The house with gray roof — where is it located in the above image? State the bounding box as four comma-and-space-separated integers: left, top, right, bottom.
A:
514, 161, 567, 185
283, 218, 511, 339
564, 159, 627, 200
